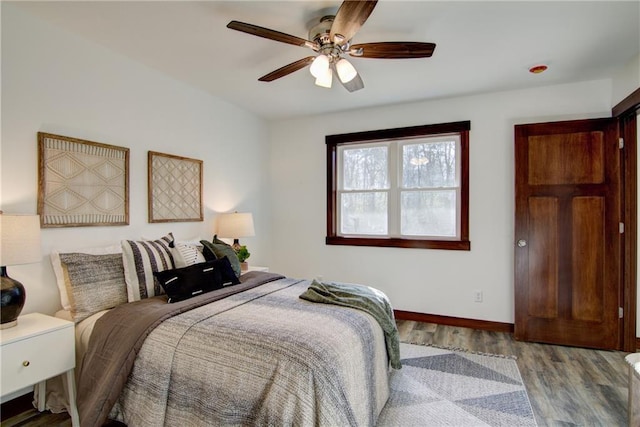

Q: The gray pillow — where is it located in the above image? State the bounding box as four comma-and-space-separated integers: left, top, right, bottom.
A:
59, 252, 127, 323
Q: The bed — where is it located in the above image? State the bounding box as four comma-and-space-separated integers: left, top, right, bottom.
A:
47, 234, 396, 427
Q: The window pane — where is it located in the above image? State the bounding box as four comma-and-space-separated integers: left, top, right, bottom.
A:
401, 190, 457, 237
341, 192, 388, 235
402, 141, 457, 188
342, 146, 388, 190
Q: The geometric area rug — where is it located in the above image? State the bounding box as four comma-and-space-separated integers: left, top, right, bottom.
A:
377, 343, 538, 426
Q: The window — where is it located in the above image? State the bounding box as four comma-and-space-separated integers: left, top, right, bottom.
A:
326, 121, 470, 250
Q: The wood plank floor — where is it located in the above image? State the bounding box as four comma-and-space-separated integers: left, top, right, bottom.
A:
1, 320, 631, 426
397, 320, 630, 426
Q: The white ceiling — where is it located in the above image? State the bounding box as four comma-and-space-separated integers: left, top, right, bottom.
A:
11, 1, 640, 120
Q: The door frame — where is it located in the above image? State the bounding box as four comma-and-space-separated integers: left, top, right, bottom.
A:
615, 87, 640, 352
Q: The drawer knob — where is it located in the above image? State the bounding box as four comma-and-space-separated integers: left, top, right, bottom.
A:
22, 360, 30, 367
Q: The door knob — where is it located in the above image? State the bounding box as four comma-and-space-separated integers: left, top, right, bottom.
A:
517, 239, 527, 247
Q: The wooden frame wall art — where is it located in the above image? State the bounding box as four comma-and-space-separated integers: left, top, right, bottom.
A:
38, 132, 129, 227
148, 151, 203, 223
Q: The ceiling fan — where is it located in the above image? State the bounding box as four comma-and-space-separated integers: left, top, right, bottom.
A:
227, 0, 436, 92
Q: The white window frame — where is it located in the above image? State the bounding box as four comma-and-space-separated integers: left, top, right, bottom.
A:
337, 135, 461, 240
337, 141, 391, 236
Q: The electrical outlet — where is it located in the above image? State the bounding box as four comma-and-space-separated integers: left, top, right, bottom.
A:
474, 290, 483, 303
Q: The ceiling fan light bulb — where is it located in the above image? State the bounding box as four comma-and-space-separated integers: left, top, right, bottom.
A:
310, 54, 330, 78
315, 68, 332, 88
336, 58, 357, 83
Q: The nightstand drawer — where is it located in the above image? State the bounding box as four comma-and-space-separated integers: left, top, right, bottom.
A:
1, 325, 74, 395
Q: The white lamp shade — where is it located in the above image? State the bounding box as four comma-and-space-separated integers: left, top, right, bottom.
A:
0, 214, 42, 266
309, 54, 330, 78
315, 68, 333, 88
336, 58, 357, 83
217, 212, 255, 239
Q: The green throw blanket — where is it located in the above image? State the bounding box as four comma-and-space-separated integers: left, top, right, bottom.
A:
300, 280, 401, 369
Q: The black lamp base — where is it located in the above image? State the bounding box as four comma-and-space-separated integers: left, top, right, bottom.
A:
1, 266, 26, 329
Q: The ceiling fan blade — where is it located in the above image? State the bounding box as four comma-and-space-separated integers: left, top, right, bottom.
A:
258, 56, 315, 82
330, 0, 378, 45
227, 21, 317, 49
332, 63, 364, 92
349, 42, 436, 59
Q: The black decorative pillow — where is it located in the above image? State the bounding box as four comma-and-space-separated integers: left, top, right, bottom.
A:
153, 257, 240, 303
199, 237, 241, 278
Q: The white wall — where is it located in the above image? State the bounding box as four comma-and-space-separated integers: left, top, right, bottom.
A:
1, 4, 271, 316
268, 79, 613, 324
613, 53, 640, 106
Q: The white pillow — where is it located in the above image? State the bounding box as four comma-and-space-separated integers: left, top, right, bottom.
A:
178, 236, 203, 245
51, 245, 122, 311
142, 235, 202, 245
171, 242, 206, 268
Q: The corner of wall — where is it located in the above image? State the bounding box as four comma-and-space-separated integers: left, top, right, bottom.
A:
613, 53, 640, 106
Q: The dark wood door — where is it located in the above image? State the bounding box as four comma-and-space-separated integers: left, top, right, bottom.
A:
514, 118, 622, 350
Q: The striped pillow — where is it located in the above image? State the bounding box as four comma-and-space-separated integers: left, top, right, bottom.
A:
121, 233, 175, 302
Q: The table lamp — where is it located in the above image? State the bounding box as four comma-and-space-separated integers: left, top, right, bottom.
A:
0, 213, 42, 329
217, 212, 255, 251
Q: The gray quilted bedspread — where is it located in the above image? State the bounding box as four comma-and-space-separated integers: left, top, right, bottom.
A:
91, 276, 390, 426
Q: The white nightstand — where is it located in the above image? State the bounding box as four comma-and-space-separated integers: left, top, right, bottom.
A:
0, 313, 79, 426
245, 265, 269, 272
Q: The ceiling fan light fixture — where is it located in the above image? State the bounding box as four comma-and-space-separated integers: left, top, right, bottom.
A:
336, 58, 357, 83
315, 68, 333, 88
310, 54, 330, 78
227, 1, 436, 91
